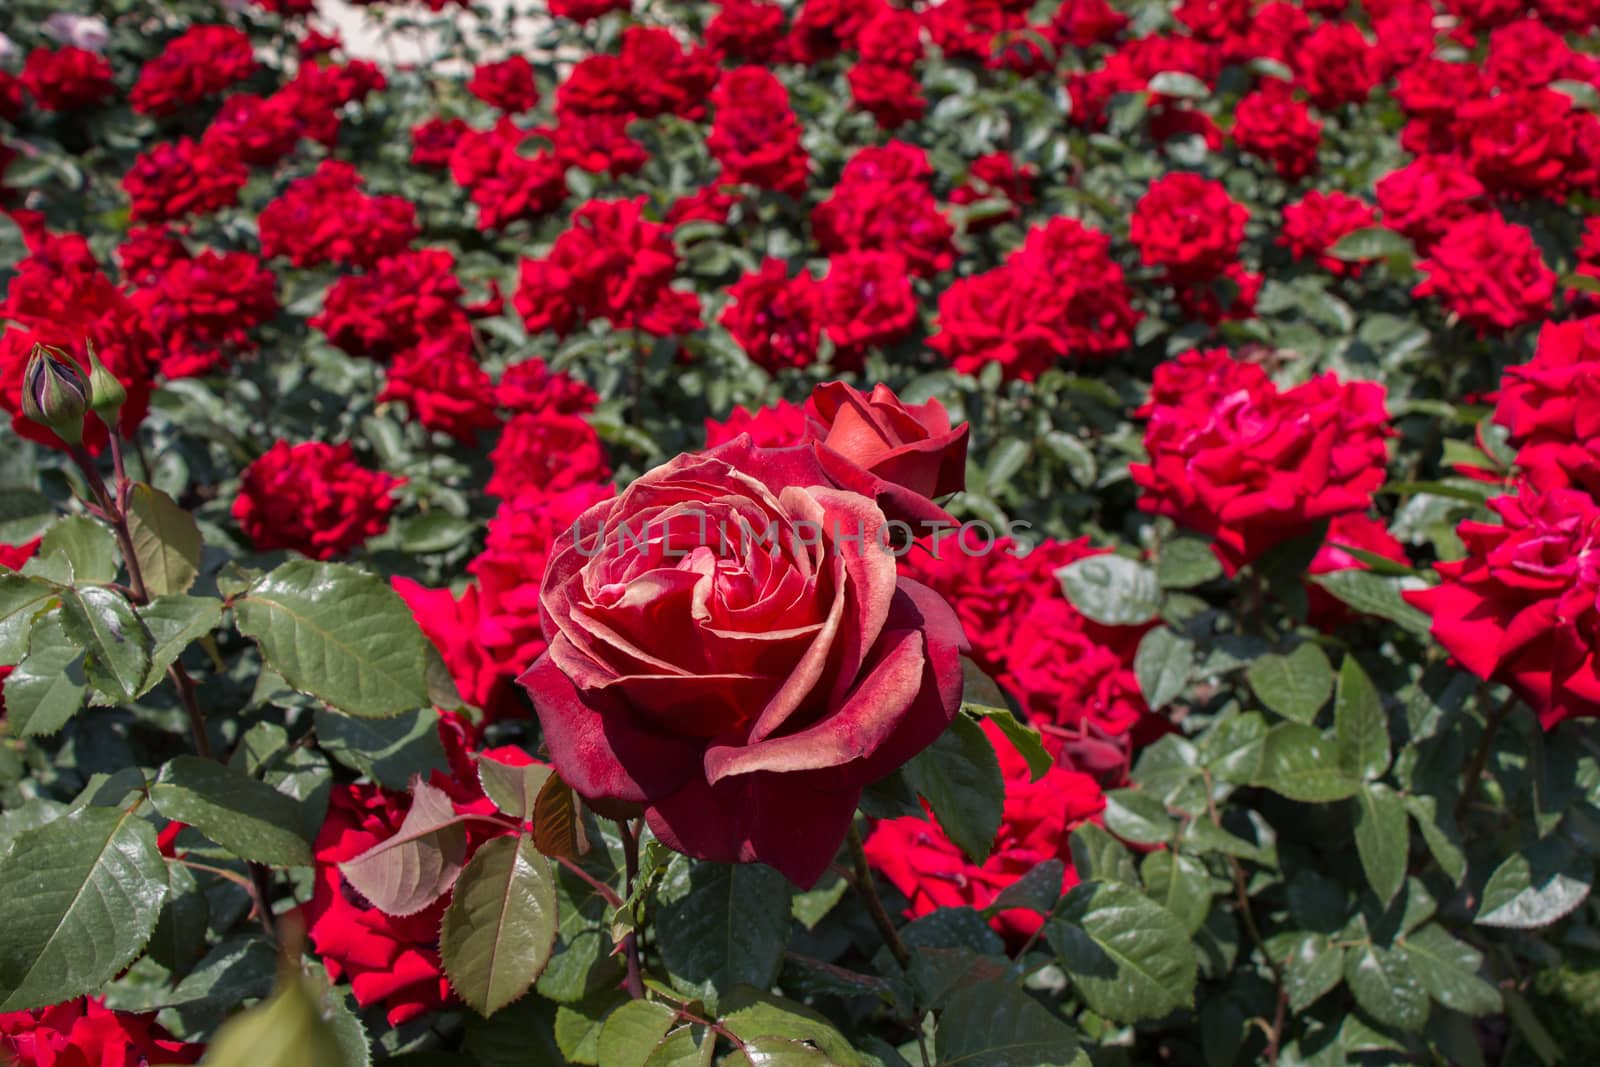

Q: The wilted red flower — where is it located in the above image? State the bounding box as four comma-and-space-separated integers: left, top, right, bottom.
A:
1280, 191, 1379, 275
123, 138, 247, 223
1130, 173, 1247, 283
1413, 213, 1555, 334
1131, 348, 1393, 573
1406, 486, 1600, 729
864, 717, 1105, 944
233, 440, 402, 559
20, 46, 113, 111
130, 24, 256, 116
258, 161, 419, 268
513, 197, 702, 338
1232, 81, 1321, 182
486, 412, 611, 500
467, 55, 540, 113
720, 258, 823, 374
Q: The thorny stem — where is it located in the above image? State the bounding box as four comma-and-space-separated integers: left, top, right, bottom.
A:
617, 817, 646, 999
846, 821, 912, 970
556, 855, 624, 910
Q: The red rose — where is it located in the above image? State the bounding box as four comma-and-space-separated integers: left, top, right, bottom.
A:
1307, 512, 1411, 628
864, 717, 1105, 944
258, 161, 419, 269
411, 117, 470, 169
1131, 348, 1393, 573
1173, 263, 1263, 327
1051, 0, 1129, 47
1280, 191, 1379, 276
1241, 2, 1309, 62
314, 248, 472, 361
812, 147, 955, 277
513, 197, 702, 339
1405, 487, 1600, 729
380, 337, 500, 445
818, 252, 918, 367
1375, 157, 1487, 252
486, 412, 611, 500
1232, 81, 1321, 182
123, 138, 247, 223
848, 63, 927, 129
396, 578, 516, 720
203, 92, 305, 168
519, 436, 967, 886
802, 381, 968, 530
1394, 59, 1485, 155
1294, 22, 1379, 109
720, 258, 823, 373
949, 152, 1037, 229
445, 120, 568, 233
1, 997, 200, 1066
550, 0, 633, 21
1493, 318, 1600, 494
20, 46, 113, 112
1457, 89, 1578, 199
131, 249, 280, 378
708, 67, 810, 196
551, 114, 648, 177
1413, 213, 1555, 334
1130, 173, 1247, 283
233, 441, 402, 560
496, 358, 598, 417
0, 72, 23, 122
131, 25, 256, 116
705, 400, 809, 450
708, 0, 789, 62
468, 55, 540, 112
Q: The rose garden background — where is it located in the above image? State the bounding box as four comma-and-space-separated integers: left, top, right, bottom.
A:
4, 0, 1600, 1064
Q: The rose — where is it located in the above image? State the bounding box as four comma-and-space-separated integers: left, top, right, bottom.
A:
803, 381, 969, 531
519, 436, 967, 885
1405, 487, 1600, 729
1413, 213, 1555, 335
232, 440, 403, 560
467, 55, 540, 113
1129, 173, 1247, 283
1279, 190, 1379, 276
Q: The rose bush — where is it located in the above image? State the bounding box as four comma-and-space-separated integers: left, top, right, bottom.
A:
3, 0, 1600, 1064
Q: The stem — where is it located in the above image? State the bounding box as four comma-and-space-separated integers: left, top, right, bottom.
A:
617, 818, 645, 1000
1456, 692, 1517, 821
556, 855, 624, 910
846, 821, 911, 969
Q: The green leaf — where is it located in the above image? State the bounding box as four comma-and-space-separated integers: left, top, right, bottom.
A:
1335, 656, 1390, 780
1404, 794, 1466, 885
656, 860, 792, 1009
1147, 70, 1210, 99
1352, 784, 1408, 907
596, 999, 678, 1067
989, 859, 1066, 917
148, 859, 210, 974
935, 980, 1080, 1066
1042, 431, 1097, 487
903, 713, 1005, 864
1103, 789, 1174, 846
234, 561, 431, 718
1139, 852, 1213, 936
1476, 835, 1593, 929
982, 439, 1031, 493
1310, 571, 1431, 634
478, 754, 554, 824
1057, 555, 1160, 627
1255, 723, 1362, 803
1401, 924, 1501, 1016
718, 988, 864, 1066
1132, 628, 1194, 710
314, 706, 448, 791
137, 595, 223, 696
441, 835, 560, 1017
1344, 942, 1429, 1032
556, 993, 629, 1065
0, 805, 167, 1012
201, 969, 348, 1067
1327, 226, 1415, 262
127, 484, 202, 597
1282, 933, 1344, 1012
1069, 824, 1139, 885
1246, 644, 1334, 724
1157, 538, 1222, 589
964, 704, 1051, 781
3, 613, 87, 737
1048, 881, 1198, 1023
339, 779, 468, 916
59, 586, 151, 701
643, 1025, 715, 1066
0, 573, 58, 663
0, 488, 54, 545
39, 516, 118, 585
150, 756, 313, 868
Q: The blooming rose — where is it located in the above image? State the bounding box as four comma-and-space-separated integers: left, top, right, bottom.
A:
519, 435, 967, 885
132, 249, 280, 378
233, 441, 402, 559
1493, 318, 1600, 494
1375, 157, 1487, 252
720, 259, 823, 373
1294, 22, 1379, 109
1232, 82, 1322, 182
486, 412, 611, 500
1413, 214, 1555, 334
380, 337, 500, 445
1130, 173, 1247, 283
1280, 191, 1379, 276
468, 55, 540, 112
130, 24, 256, 116
314, 248, 472, 361
1131, 348, 1393, 573
1, 997, 200, 1066
705, 400, 809, 449
1405, 487, 1600, 728
708, 66, 810, 196
818, 252, 918, 367
123, 139, 248, 224
708, 0, 788, 62
203, 92, 305, 168
864, 717, 1105, 944
257, 161, 419, 269
802, 381, 968, 531
20, 46, 113, 111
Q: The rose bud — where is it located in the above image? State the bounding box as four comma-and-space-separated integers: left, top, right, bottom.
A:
83, 340, 126, 424
20, 343, 89, 446
802, 382, 969, 533
519, 435, 968, 887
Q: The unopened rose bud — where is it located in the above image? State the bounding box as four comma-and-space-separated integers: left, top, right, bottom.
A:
83, 341, 126, 425
20, 344, 89, 445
